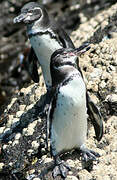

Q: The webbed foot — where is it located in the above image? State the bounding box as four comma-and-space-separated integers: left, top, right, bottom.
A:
79, 146, 100, 171
52, 156, 71, 178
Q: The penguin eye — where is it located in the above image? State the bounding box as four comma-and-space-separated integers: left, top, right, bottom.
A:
33, 8, 41, 15
28, 9, 33, 13
63, 52, 67, 56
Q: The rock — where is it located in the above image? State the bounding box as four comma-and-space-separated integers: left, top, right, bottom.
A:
0, 163, 4, 171
66, 159, 75, 168
0, 1, 117, 180
105, 94, 117, 103
19, 104, 26, 111
16, 111, 24, 118
31, 141, 40, 150
23, 120, 38, 136
104, 94, 117, 115
66, 175, 78, 180
0, 127, 5, 134
43, 157, 52, 164
27, 149, 34, 156
77, 169, 92, 180
15, 133, 21, 140
95, 175, 110, 180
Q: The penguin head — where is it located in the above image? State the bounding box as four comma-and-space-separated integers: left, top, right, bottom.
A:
51, 48, 78, 69
51, 46, 89, 69
14, 2, 49, 28
50, 48, 80, 86
51, 43, 90, 70
50, 45, 90, 86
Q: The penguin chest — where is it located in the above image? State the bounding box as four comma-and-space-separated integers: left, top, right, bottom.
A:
50, 76, 87, 156
30, 34, 62, 87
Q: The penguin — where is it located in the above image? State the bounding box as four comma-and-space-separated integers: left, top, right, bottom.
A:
13, 2, 103, 141
48, 46, 100, 178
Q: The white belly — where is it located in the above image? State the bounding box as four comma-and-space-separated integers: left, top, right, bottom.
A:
51, 75, 87, 156
30, 34, 62, 87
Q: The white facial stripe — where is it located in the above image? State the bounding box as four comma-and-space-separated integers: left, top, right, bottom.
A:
33, 7, 41, 10
24, 15, 31, 21
38, 8, 43, 22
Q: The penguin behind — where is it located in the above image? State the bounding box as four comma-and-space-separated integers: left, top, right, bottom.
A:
47, 47, 100, 178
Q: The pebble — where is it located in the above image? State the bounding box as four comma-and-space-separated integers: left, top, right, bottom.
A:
15, 133, 21, 140
66, 176, 78, 180
6, 117, 13, 127
12, 140, 19, 146
78, 169, 92, 180
90, 68, 102, 78
9, 162, 13, 167
26, 174, 35, 180
110, 142, 117, 152
12, 118, 19, 124
16, 111, 24, 118
41, 134, 45, 141
99, 80, 106, 89
41, 148, 46, 155
23, 121, 38, 136
66, 159, 75, 168
7, 97, 17, 110
95, 175, 110, 180
105, 94, 117, 103
30, 95, 35, 102
19, 105, 26, 111
108, 116, 117, 128
27, 149, 34, 156
26, 104, 35, 112
0, 163, 4, 171
0, 127, 5, 134
28, 169, 35, 175
31, 141, 40, 150
43, 157, 52, 164
2, 144, 8, 150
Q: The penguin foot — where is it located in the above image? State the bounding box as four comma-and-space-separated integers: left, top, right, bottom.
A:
80, 148, 100, 162
52, 157, 71, 178
79, 146, 100, 171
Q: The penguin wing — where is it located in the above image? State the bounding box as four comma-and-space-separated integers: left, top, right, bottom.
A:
26, 47, 39, 83
46, 86, 58, 148
50, 18, 75, 48
57, 28, 75, 48
86, 92, 103, 141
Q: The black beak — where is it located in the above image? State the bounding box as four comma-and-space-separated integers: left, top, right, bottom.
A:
13, 13, 27, 23
74, 43, 91, 56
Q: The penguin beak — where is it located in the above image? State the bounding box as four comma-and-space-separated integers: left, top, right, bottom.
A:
13, 13, 32, 24
74, 43, 91, 56
14, 13, 27, 23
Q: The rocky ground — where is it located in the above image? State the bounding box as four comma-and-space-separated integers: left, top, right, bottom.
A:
0, 0, 117, 180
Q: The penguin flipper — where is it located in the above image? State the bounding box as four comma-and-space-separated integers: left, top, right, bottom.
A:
58, 28, 75, 48
50, 18, 75, 48
46, 87, 57, 149
86, 93, 103, 141
26, 47, 39, 83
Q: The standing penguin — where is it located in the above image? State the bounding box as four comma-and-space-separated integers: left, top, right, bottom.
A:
48, 46, 100, 178
13, 2, 103, 141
